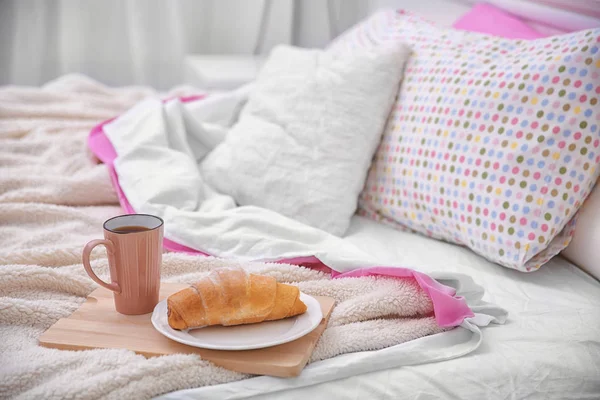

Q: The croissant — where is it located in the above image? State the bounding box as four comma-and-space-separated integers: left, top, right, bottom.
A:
167, 267, 307, 330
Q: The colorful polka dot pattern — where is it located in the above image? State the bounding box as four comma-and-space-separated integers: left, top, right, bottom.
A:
330, 10, 600, 272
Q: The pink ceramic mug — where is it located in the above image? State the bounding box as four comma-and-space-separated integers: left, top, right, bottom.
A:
82, 214, 163, 315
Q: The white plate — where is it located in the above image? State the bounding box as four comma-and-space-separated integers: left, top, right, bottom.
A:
151, 293, 323, 351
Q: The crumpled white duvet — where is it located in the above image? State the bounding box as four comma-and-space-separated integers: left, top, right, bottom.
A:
105, 86, 413, 271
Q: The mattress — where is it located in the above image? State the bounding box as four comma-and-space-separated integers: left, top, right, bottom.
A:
165, 215, 600, 399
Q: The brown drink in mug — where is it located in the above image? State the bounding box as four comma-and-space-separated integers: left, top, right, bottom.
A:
82, 214, 163, 315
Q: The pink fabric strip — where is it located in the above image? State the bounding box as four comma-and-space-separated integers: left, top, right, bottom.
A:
87, 96, 474, 327
452, 3, 547, 40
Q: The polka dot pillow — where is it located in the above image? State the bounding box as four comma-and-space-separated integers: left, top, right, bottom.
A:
329, 10, 600, 272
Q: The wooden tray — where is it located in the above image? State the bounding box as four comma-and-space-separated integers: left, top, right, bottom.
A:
39, 283, 335, 377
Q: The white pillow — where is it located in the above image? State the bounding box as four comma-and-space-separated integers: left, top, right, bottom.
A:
200, 44, 410, 236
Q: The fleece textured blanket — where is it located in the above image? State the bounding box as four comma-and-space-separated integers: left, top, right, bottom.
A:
0, 76, 505, 399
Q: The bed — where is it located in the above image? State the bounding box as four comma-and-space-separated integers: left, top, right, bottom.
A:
2, 1, 600, 399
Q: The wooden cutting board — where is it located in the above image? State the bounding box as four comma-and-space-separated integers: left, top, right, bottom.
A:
39, 283, 335, 378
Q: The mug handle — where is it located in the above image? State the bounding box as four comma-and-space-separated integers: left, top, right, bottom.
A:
82, 239, 121, 293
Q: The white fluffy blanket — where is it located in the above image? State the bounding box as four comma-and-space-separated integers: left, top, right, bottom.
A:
0, 76, 504, 399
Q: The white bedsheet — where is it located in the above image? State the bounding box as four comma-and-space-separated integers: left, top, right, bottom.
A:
165, 215, 600, 399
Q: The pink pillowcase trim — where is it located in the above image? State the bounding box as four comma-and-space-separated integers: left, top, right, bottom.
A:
87, 96, 475, 328
453, 3, 547, 40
